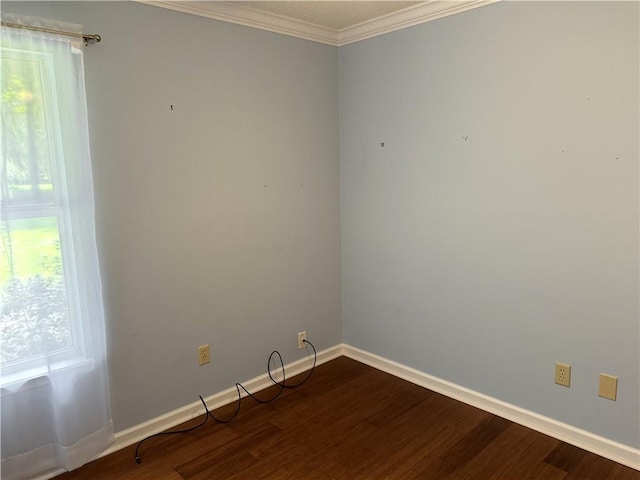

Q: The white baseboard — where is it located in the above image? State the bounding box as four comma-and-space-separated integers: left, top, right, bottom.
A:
100, 343, 343, 460
70, 342, 637, 474
342, 344, 640, 471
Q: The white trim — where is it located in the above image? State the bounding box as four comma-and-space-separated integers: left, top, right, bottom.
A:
100, 343, 343, 460
36, 343, 637, 477
342, 344, 640, 471
31, 344, 344, 480
137, 0, 338, 45
135, 1, 500, 47
338, 0, 501, 46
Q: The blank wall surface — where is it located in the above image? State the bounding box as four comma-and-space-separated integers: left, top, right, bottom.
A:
339, 1, 639, 447
3, 1, 342, 432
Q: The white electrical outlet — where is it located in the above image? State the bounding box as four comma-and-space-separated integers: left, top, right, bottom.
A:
297, 331, 307, 349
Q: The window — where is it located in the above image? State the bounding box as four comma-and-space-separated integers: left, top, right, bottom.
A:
1, 15, 113, 478
1, 28, 89, 380
1, 48, 84, 377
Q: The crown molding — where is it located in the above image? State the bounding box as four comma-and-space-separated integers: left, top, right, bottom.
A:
138, 1, 339, 45
136, 0, 500, 47
338, 0, 500, 46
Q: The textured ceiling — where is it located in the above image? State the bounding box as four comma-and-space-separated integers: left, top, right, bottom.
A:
233, 1, 424, 31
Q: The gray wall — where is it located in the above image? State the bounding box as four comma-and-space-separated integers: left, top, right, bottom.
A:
340, 2, 639, 447
4, 1, 342, 431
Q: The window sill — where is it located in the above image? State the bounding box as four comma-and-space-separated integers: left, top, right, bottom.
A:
0, 357, 96, 389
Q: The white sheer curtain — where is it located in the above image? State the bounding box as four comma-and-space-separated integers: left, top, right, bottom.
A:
1, 13, 113, 479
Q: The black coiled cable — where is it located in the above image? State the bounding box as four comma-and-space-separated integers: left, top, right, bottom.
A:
134, 339, 317, 464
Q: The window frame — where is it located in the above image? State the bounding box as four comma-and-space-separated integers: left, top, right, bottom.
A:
1, 45, 87, 381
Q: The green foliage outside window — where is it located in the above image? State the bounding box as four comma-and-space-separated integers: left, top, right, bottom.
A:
1, 51, 72, 366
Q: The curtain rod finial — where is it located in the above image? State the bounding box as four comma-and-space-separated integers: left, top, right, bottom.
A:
84, 34, 101, 46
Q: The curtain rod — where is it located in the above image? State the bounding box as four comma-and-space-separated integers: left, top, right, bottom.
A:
1, 21, 101, 46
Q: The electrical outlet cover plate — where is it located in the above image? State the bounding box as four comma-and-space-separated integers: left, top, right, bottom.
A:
298, 331, 307, 349
555, 362, 571, 387
198, 345, 210, 366
599, 373, 618, 401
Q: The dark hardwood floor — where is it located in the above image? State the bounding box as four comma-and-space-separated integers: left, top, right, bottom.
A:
56, 357, 639, 479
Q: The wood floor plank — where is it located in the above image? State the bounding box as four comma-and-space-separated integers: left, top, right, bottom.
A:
565, 451, 640, 480
544, 441, 588, 472
53, 357, 639, 480
451, 423, 567, 480
442, 415, 513, 468
175, 424, 281, 479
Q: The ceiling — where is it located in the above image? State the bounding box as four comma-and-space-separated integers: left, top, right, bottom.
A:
141, 0, 499, 46
234, 1, 423, 31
